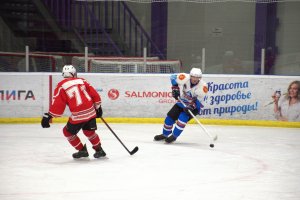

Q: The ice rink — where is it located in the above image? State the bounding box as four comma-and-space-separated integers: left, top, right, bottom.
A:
0, 123, 299, 200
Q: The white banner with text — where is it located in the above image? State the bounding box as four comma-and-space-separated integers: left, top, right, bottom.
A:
1, 73, 299, 121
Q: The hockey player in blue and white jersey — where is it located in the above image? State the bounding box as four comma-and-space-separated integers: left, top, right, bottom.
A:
154, 68, 208, 143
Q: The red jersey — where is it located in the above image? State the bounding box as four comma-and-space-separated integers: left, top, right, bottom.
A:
49, 77, 101, 124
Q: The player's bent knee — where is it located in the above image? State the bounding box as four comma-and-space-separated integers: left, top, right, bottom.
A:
82, 130, 95, 137
63, 126, 73, 137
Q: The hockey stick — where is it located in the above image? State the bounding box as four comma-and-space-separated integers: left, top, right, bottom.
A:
100, 117, 139, 155
178, 98, 218, 148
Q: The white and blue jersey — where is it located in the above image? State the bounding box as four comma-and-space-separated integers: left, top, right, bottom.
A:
170, 73, 208, 113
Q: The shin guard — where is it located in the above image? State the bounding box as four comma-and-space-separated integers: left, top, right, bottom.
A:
82, 130, 101, 150
162, 116, 175, 136
63, 126, 83, 150
173, 113, 189, 137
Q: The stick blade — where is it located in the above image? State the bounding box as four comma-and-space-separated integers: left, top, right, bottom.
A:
130, 146, 139, 155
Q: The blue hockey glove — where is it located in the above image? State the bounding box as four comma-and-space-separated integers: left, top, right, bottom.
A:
183, 104, 196, 114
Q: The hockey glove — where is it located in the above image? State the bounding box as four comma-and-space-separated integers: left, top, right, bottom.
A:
172, 86, 180, 100
41, 113, 52, 128
96, 106, 103, 118
183, 104, 196, 114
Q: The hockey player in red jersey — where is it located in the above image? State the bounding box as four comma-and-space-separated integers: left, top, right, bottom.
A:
41, 65, 106, 159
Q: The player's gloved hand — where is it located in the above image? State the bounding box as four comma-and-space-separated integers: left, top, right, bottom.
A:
41, 113, 52, 128
172, 86, 180, 100
183, 104, 196, 114
96, 106, 103, 118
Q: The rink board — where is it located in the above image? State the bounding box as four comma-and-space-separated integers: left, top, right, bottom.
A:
0, 73, 300, 126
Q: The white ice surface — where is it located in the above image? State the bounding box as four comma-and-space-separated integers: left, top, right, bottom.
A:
0, 123, 299, 200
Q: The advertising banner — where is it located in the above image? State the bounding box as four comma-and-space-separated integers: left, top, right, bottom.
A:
1, 73, 300, 122
0, 73, 49, 117
203, 75, 300, 121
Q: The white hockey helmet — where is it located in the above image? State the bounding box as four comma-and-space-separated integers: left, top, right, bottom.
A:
62, 65, 76, 78
190, 68, 202, 78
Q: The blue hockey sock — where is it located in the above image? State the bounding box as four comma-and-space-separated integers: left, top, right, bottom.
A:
162, 116, 175, 136
173, 112, 190, 137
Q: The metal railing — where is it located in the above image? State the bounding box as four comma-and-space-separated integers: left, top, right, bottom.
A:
42, 0, 164, 58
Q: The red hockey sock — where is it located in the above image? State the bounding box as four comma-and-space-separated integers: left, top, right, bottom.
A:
83, 130, 101, 150
63, 126, 83, 150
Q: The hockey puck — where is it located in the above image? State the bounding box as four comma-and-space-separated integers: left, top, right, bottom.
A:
209, 144, 214, 148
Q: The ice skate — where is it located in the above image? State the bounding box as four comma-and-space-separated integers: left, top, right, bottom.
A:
154, 134, 167, 141
165, 135, 177, 143
93, 145, 106, 158
72, 144, 89, 159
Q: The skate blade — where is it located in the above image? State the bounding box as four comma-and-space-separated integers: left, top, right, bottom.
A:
73, 157, 90, 161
